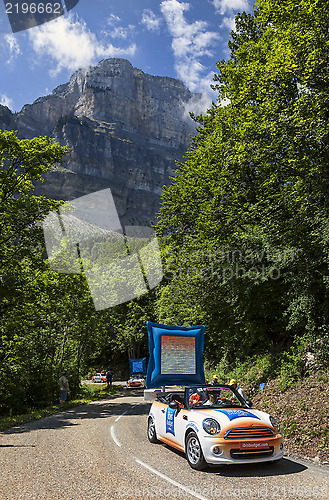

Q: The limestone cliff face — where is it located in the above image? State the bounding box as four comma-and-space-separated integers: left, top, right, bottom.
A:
1, 59, 199, 225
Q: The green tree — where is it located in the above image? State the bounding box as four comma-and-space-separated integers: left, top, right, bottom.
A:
0, 130, 69, 302
0, 130, 70, 412
157, 0, 329, 362
0, 129, 156, 413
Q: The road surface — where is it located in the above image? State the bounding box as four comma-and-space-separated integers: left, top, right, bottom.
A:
1, 390, 328, 499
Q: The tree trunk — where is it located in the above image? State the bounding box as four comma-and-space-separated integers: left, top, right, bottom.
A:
59, 327, 67, 374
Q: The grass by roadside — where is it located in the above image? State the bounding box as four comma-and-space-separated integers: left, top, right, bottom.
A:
252, 372, 329, 462
206, 354, 329, 463
0, 383, 124, 432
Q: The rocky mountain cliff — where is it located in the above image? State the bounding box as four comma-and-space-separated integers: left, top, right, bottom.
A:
0, 58, 200, 225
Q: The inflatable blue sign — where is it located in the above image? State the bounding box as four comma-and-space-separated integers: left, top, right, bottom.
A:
129, 357, 147, 375
146, 321, 205, 388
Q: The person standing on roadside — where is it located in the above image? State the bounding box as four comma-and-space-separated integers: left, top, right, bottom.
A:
229, 378, 249, 404
58, 371, 69, 408
106, 369, 113, 389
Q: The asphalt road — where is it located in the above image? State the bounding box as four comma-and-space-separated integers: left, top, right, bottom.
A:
1, 390, 328, 500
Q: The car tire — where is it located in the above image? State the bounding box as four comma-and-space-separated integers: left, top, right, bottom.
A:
185, 432, 208, 471
147, 417, 160, 444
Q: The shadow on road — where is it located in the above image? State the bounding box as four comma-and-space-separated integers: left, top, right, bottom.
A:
160, 444, 308, 478
0, 444, 36, 447
2, 390, 150, 435
210, 457, 307, 476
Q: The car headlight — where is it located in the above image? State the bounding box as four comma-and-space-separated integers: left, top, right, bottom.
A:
202, 418, 221, 435
270, 416, 281, 433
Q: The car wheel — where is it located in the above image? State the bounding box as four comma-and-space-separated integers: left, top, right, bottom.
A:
147, 417, 160, 443
185, 432, 207, 470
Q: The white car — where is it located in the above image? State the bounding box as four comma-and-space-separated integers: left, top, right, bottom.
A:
147, 384, 284, 470
92, 372, 106, 383
126, 373, 146, 389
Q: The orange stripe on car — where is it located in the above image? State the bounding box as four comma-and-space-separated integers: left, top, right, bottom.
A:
158, 436, 185, 453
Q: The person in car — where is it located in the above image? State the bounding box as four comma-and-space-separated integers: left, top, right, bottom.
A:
203, 392, 217, 406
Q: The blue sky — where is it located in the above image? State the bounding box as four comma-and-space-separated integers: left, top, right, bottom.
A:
0, 0, 252, 112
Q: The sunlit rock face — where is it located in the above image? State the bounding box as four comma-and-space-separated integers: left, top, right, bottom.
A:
1, 58, 200, 225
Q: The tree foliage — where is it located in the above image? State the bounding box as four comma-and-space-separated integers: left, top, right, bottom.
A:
0, 130, 68, 302
0, 130, 154, 413
157, 0, 329, 362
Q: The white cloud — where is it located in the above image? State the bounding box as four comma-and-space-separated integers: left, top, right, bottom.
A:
28, 15, 136, 76
107, 14, 135, 39
160, 0, 219, 110
221, 16, 236, 31
141, 9, 162, 32
108, 14, 120, 24
4, 34, 21, 64
212, 0, 249, 15
161, 0, 211, 46
0, 93, 14, 110
182, 91, 213, 122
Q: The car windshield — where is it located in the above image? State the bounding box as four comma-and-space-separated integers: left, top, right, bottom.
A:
187, 386, 248, 409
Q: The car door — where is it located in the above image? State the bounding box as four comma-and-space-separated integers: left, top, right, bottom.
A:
163, 396, 189, 450
151, 400, 168, 438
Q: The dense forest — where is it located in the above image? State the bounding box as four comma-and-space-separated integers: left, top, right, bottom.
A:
1, 0, 328, 415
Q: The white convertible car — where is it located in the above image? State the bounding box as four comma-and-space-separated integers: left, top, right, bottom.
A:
147, 384, 284, 470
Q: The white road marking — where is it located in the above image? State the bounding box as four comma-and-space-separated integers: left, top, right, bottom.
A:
115, 411, 127, 422
115, 402, 139, 422
110, 425, 121, 447
113, 402, 140, 442
135, 458, 211, 500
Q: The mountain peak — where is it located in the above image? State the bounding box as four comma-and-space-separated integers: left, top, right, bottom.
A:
1, 59, 201, 225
